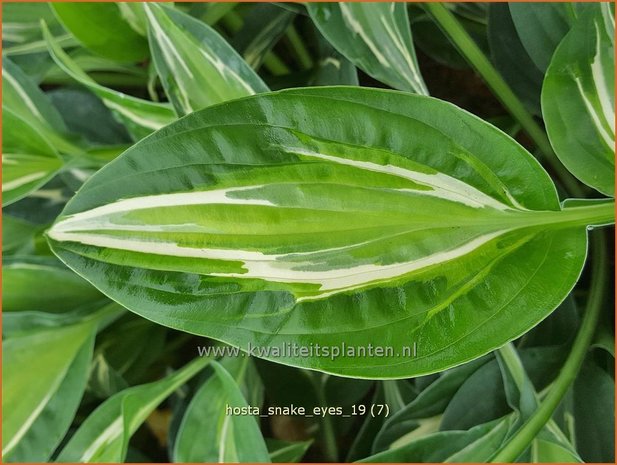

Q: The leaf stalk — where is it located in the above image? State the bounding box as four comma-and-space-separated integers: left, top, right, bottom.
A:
491, 230, 608, 462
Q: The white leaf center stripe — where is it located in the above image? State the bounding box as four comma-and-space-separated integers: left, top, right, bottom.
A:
48, 135, 536, 300
48, 227, 510, 297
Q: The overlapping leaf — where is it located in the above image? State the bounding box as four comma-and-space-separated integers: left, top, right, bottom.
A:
542, 3, 615, 196
43, 23, 175, 140
308, 3, 427, 94
2, 107, 63, 206
56, 356, 213, 462
144, 3, 269, 116
173, 360, 270, 462
51, 3, 149, 62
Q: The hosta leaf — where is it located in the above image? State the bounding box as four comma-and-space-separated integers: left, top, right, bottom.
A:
48, 87, 131, 146
231, 4, 295, 70
573, 358, 615, 462
51, 2, 149, 63
509, 3, 574, 73
144, 3, 269, 116
2, 320, 95, 462
48, 87, 612, 378
359, 417, 513, 462
2, 107, 63, 206
373, 357, 489, 452
307, 3, 427, 94
2, 3, 61, 46
3, 257, 103, 313
56, 355, 212, 462
2, 56, 66, 135
43, 23, 175, 141
310, 28, 358, 86
2, 215, 42, 255
2, 56, 79, 155
173, 361, 270, 462
488, 4, 544, 115
267, 438, 312, 463
542, 3, 615, 196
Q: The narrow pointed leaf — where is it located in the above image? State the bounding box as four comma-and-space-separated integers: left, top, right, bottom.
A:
144, 3, 269, 116
43, 22, 175, 141
48, 87, 605, 379
51, 2, 149, 63
231, 4, 295, 70
2, 107, 63, 206
267, 438, 312, 463
2, 320, 95, 461
542, 4, 615, 196
56, 355, 213, 463
2, 56, 79, 155
173, 361, 270, 462
308, 3, 427, 94
2, 56, 66, 134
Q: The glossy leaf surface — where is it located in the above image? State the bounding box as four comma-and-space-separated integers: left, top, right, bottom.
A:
173, 361, 270, 462
144, 3, 269, 116
308, 3, 427, 94
542, 4, 615, 196
48, 87, 598, 378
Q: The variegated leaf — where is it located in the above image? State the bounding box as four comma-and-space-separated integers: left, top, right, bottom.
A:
47, 88, 613, 378
144, 3, 269, 116
173, 360, 270, 462
56, 355, 212, 462
2, 107, 63, 206
2, 56, 80, 155
42, 22, 175, 141
542, 3, 615, 196
308, 3, 428, 95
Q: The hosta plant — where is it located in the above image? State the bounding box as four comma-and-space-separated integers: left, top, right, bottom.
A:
2, 2, 614, 463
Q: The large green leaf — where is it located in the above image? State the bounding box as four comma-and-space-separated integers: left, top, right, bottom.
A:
56, 355, 213, 462
144, 3, 269, 116
2, 320, 95, 462
2, 107, 63, 206
173, 360, 270, 462
48, 87, 612, 378
308, 3, 427, 95
43, 22, 175, 141
51, 3, 149, 63
542, 3, 615, 196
